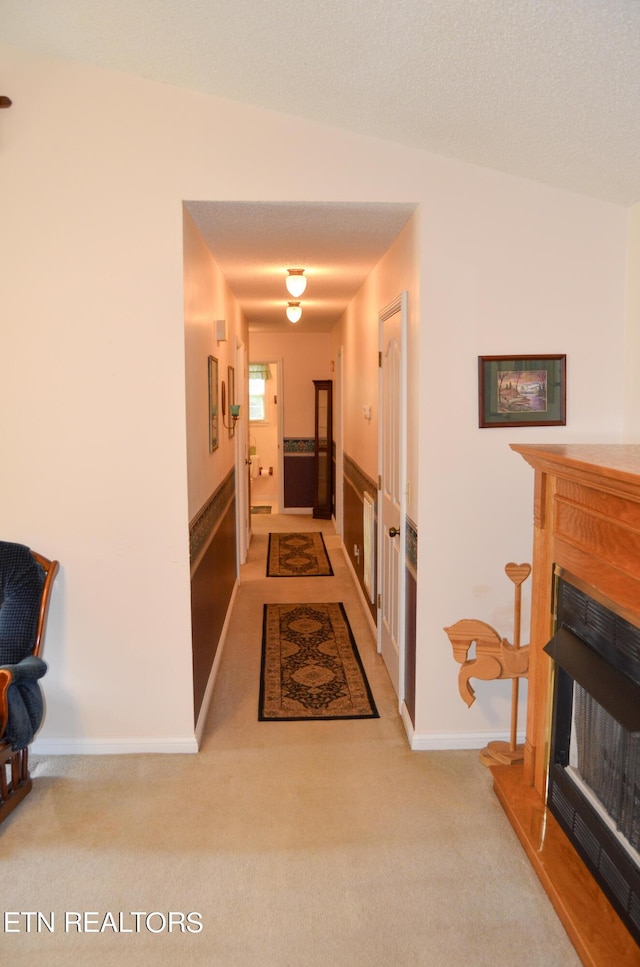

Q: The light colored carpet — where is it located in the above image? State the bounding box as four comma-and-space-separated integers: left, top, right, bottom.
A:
1, 515, 581, 966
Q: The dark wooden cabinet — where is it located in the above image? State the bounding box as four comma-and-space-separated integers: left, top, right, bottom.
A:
312, 380, 333, 519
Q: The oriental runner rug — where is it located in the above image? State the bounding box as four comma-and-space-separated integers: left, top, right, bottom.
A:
266, 532, 333, 577
259, 602, 378, 721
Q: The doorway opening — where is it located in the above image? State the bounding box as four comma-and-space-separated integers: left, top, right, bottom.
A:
183, 200, 418, 729
249, 359, 282, 515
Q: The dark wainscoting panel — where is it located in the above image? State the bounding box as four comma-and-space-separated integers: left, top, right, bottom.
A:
283, 438, 315, 508
343, 453, 377, 624
190, 472, 237, 722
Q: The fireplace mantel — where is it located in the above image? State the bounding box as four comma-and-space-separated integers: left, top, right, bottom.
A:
492, 444, 640, 966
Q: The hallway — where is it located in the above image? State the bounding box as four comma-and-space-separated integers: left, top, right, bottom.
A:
194, 514, 580, 966
204, 510, 397, 739
3, 515, 580, 966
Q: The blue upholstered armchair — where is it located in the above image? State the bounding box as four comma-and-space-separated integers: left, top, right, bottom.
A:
0, 541, 59, 823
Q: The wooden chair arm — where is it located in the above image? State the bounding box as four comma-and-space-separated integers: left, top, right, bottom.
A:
0, 667, 12, 741
30, 555, 59, 659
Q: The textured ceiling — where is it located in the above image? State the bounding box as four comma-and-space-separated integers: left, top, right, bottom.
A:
4, 1, 640, 331
3, 0, 640, 205
185, 202, 416, 332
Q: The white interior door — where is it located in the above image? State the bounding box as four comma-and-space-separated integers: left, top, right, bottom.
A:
378, 294, 407, 703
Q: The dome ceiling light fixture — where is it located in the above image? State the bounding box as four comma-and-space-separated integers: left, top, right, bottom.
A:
285, 269, 307, 298
286, 301, 302, 324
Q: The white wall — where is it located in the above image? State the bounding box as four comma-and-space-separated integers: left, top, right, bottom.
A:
183, 207, 248, 520
414, 168, 626, 745
2, 49, 198, 751
331, 215, 420, 522
250, 332, 332, 438
1, 44, 628, 751
624, 204, 640, 440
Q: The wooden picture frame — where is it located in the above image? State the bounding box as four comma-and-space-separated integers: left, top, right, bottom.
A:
478, 354, 566, 428
208, 355, 219, 451
227, 365, 235, 439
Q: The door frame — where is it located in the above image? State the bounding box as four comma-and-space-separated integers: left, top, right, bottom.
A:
275, 358, 284, 512
377, 292, 408, 709
334, 347, 344, 537
235, 337, 250, 569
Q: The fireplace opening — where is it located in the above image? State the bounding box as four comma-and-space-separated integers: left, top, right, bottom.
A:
545, 574, 640, 946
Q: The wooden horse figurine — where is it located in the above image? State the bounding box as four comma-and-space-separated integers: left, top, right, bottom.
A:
443, 562, 531, 766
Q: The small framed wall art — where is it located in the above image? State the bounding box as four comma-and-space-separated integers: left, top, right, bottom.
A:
227, 365, 236, 438
478, 354, 566, 428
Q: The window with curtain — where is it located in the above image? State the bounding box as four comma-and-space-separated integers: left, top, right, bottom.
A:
249, 363, 272, 422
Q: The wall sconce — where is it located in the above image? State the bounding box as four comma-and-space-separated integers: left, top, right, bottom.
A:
286, 301, 302, 323
285, 269, 307, 298
221, 381, 240, 430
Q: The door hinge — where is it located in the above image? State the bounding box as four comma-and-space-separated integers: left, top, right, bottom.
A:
378, 475, 382, 490
377, 593, 381, 609
378, 351, 382, 367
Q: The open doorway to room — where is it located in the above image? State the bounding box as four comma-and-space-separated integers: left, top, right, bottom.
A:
248, 359, 282, 516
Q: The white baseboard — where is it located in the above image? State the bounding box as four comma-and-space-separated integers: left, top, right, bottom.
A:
408, 729, 526, 752
194, 577, 239, 747
31, 736, 199, 755
341, 542, 378, 641
31, 580, 241, 757
400, 702, 414, 745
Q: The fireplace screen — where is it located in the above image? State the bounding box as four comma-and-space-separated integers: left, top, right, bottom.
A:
545, 574, 640, 944
570, 683, 640, 860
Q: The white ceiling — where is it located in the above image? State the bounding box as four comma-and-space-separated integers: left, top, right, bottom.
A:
185, 202, 416, 332
4, 1, 640, 331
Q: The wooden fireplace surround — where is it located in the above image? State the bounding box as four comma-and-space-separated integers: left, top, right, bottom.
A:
492, 444, 640, 966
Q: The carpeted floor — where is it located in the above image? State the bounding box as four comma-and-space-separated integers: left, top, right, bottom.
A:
0, 513, 581, 966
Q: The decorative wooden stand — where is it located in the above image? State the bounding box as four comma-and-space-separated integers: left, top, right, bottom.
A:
444, 562, 530, 766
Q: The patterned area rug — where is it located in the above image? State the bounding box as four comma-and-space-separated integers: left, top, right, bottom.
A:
259, 602, 378, 721
251, 505, 272, 514
267, 532, 334, 577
